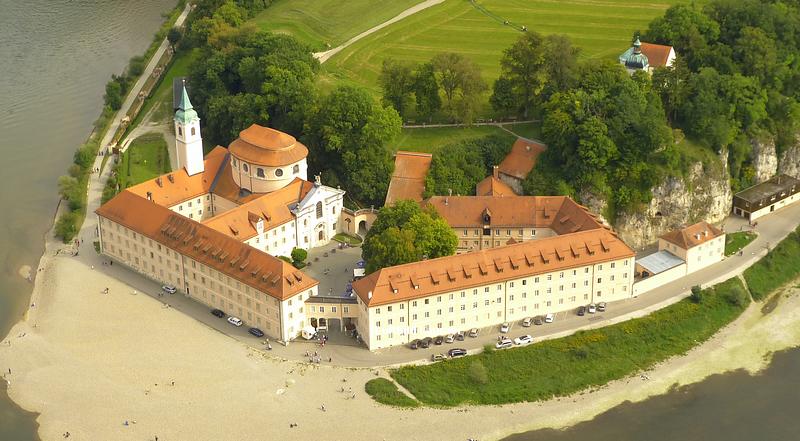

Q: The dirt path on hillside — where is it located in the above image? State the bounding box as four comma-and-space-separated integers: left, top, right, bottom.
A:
313, 0, 445, 63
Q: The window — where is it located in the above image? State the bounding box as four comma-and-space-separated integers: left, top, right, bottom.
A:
191, 127, 196, 136
376, 321, 380, 327
257, 168, 265, 178
293, 164, 300, 174
316, 202, 323, 219
178, 126, 182, 136
332, 306, 337, 312
275, 168, 283, 177
387, 306, 392, 312
243, 163, 249, 172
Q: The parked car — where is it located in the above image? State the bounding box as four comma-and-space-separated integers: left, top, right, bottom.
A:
522, 317, 533, 327
588, 303, 597, 314
500, 322, 510, 333
597, 302, 607, 312
409, 339, 420, 350
544, 313, 555, 323
514, 335, 534, 346
248, 327, 264, 337
456, 331, 466, 341
468, 328, 479, 338
445, 334, 455, 344
161, 285, 177, 294
496, 338, 513, 349
533, 316, 544, 325
210, 309, 225, 318
431, 353, 447, 362
420, 337, 433, 348
227, 316, 243, 327
434, 335, 444, 345
577, 306, 586, 316
448, 348, 467, 358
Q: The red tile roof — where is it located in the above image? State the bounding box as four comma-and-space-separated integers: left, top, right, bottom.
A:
97, 190, 317, 300
228, 124, 309, 167
498, 138, 546, 180
385, 151, 433, 205
640, 43, 673, 67
660, 221, 724, 250
476, 175, 516, 196
352, 228, 633, 307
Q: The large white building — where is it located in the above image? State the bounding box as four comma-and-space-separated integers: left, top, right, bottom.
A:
96, 84, 345, 340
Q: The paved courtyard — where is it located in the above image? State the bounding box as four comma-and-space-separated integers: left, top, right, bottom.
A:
301, 244, 363, 297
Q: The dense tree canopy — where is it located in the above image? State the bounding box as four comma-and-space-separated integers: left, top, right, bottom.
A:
424, 134, 513, 197
362, 200, 457, 273
491, 31, 579, 118
307, 86, 402, 206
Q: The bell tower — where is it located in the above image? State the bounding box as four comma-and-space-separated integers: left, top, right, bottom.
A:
175, 80, 204, 176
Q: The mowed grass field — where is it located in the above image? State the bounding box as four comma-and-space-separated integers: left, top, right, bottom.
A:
250, 0, 421, 51
323, 0, 701, 94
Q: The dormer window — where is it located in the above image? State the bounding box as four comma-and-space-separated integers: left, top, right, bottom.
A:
257, 168, 265, 178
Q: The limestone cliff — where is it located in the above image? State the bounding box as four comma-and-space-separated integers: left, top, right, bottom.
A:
778, 139, 800, 179
751, 138, 778, 183
610, 150, 732, 250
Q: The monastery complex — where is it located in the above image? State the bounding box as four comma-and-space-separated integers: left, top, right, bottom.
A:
95, 85, 735, 351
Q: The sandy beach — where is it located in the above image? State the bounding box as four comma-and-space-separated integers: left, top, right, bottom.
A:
1, 230, 799, 441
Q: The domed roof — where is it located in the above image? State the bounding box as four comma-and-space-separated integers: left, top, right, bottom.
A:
228, 124, 308, 167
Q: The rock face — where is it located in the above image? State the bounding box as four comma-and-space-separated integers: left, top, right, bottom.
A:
612, 151, 732, 250
752, 138, 778, 183
778, 140, 800, 179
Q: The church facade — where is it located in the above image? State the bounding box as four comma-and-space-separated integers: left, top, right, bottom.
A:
95, 84, 344, 341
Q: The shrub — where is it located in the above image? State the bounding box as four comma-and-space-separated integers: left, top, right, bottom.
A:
277, 255, 292, 264
690, 285, 703, 303
291, 248, 308, 263
128, 55, 146, 77
55, 212, 79, 242
468, 360, 489, 385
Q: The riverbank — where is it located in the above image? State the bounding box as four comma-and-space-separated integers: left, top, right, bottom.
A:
1, 217, 799, 441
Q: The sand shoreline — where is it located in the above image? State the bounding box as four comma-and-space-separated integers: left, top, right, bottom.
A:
0, 223, 798, 441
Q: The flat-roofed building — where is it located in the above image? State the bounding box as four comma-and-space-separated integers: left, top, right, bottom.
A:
352, 229, 635, 350
426, 195, 605, 253
732, 174, 800, 221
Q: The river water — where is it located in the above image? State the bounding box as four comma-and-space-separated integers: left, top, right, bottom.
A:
0, 0, 176, 438
506, 347, 800, 441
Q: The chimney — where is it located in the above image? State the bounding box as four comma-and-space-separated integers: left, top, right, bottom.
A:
146, 191, 152, 201
155, 177, 162, 187
493, 165, 499, 179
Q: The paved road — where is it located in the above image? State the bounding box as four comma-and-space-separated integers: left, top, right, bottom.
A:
99, 3, 191, 152
313, 0, 445, 63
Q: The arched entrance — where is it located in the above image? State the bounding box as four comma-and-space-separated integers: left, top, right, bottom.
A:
358, 220, 367, 236
318, 230, 324, 241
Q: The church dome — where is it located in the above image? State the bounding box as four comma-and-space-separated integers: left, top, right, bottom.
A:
229, 124, 308, 167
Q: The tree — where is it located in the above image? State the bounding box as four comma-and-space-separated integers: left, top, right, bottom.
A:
431, 53, 486, 123
307, 86, 401, 206
424, 134, 512, 197
362, 200, 458, 272
413, 62, 441, 122
690, 285, 703, 303
104, 80, 122, 110
128, 56, 146, 77
492, 32, 579, 118
379, 59, 416, 119
291, 248, 308, 263
167, 27, 183, 52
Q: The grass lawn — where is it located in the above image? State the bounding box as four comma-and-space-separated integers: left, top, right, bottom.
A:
389, 277, 749, 407
119, 133, 171, 189
129, 48, 199, 132
333, 233, 363, 245
249, 0, 421, 51
365, 378, 420, 408
389, 125, 516, 154
743, 226, 800, 300
324, 0, 703, 98
725, 231, 757, 256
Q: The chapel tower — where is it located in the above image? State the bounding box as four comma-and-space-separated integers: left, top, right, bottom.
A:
175, 80, 204, 176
